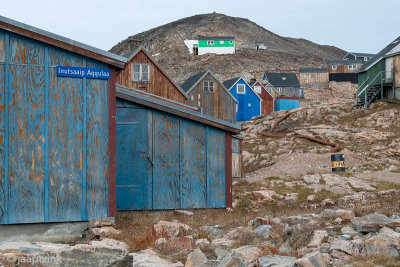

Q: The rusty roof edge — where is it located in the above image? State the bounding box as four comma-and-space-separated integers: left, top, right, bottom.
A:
0, 15, 127, 66
116, 86, 241, 133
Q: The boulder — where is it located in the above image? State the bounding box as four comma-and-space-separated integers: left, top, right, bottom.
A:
153, 221, 192, 238
131, 249, 183, 267
155, 236, 193, 254
351, 214, 400, 233
307, 230, 328, 248
254, 225, 271, 239
295, 252, 330, 267
257, 255, 296, 267
0, 238, 130, 267
364, 227, 400, 257
217, 251, 245, 267
329, 239, 360, 257
321, 209, 355, 220
199, 226, 224, 238
185, 248, 208, 267
87, 226, 121, 239
232, 245, 261, 266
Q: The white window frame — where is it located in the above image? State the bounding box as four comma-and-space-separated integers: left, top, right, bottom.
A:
237, 84, 245, 94
364, 57, 368, 61
332, 65, 337, 70
311, 73, 316, 78
302, 73, 307, 78
207, 40, 214, 46
348, 64, 357, 70
220, 40, 224, 44
253, 85, 261, 94
229, 40, 234, 44
132, 63, 150, 82
203, 81, 214, 93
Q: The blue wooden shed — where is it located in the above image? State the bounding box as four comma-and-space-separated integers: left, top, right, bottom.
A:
0, 16, 126, 224
275, 96, 300, 111
115, 85, 241, 210
223, 77, 261, 121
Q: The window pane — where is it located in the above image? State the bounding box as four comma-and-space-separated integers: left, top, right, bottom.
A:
141, 64, 149, 81
133, 64, 140, 72
133, 72, 140, 81
204, 81, 208, 91
209, 81, 214, 92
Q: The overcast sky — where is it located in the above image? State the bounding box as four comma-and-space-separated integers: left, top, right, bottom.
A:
2, 0, 399, 54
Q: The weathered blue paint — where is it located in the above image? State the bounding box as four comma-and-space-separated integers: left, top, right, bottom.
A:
207, 127, 226, 208
180, 120, 207, 209
116, 107, 149, 210
56, 66, 111, 79
274, 98, 300, 111
116, 98, 228, 210
153, 111, 180, 210
228, 78, 261, 121
0, 30, 110, 224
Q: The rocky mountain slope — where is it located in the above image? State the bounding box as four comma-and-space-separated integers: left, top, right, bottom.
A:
110, 13, 346, 82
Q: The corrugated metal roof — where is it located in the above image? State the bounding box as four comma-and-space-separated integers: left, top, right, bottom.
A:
358, 35, 400, 73
299, 68, 329, 73
385, 43, 400, 57
116, 85, 241, 134
0, 15, 127, 68
198, 36, 235, 40
264, 72, 300, 87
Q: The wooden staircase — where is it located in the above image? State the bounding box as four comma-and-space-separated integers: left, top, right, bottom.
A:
354, 85, 382, 109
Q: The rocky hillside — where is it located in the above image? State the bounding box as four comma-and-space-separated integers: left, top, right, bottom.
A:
110, 13, 346, 82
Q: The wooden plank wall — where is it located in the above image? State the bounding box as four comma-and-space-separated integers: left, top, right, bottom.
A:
116, 99, 230, 210
116, 50, 186, 104
186, 73, 236, 123
394, 56, 400, 88
0, 30, 110, 224
328, 63, 362, 73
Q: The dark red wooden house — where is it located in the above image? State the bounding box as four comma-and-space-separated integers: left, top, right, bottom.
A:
249, 80, 274, 113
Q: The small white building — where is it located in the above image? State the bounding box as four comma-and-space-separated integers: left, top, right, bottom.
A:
184, 36, 235, 56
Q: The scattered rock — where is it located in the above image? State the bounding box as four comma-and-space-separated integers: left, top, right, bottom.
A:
284, 193, 298, 203
131, 249, 183, 267
254, 225, 271, 239
232, 245, 261, 266
307, 195, 316, 202
199, 226, 224, 238
153, 221, 192, 239
253, 190, 276, 201
87, 226, 121, 239
320, 198, 335, 207
307, 230, 328, 248
364, 227, 400, 257
258, 255, 296, 267
329, 239, 359, 257
351, 214, 400, 233
155, 236, 194, 254
217, 251, 245, 267
395, 227, 400, 233
388, 165, 398, 172
185, 248, 208, 267
295, 251, 330, 267
321, 209, 355, 220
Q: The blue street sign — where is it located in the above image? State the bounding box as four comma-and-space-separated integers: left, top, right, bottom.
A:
56, 66, 111, 80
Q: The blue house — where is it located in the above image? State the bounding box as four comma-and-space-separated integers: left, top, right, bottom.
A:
223, 77, 262, 121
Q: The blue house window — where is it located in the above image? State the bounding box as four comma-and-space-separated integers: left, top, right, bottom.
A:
237, 84, 245, 94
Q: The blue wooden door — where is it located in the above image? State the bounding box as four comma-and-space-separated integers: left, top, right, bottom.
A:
207, 127, 226, 208
180, 120, 207, 209
153, 111, 180, 210
116, 107, 150, 210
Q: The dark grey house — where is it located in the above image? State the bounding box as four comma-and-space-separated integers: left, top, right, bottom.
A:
343, 52, 375, 63
262, 72, 301, 97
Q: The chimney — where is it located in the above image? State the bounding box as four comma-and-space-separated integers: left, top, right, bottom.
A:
250, 78, 256, 83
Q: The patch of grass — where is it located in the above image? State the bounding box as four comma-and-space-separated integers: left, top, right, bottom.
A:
349, 255, 400, 266
376, 181, 400, 191
264, 176, 281, 182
